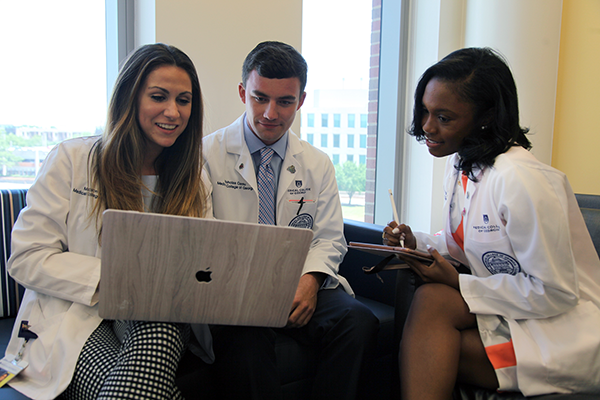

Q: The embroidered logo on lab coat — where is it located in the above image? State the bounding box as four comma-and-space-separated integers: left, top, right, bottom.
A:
482, 251, 521, 275
289, 213, 313, 229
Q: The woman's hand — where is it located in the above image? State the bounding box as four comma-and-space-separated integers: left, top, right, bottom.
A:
383, 221, 417, 249
399, 245, 460, 290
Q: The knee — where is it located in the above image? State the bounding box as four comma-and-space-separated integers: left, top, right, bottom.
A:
337, 300, 379, 339
409, 283, 472, 326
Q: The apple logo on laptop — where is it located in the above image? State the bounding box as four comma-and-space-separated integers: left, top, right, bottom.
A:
196, 268, 212, 283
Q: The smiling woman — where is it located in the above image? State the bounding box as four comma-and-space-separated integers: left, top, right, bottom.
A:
137, 65, 193, 174
4, 43, 211, 400
420, 78, 477, 158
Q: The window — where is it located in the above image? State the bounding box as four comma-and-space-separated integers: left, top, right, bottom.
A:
307, 133, 314, 145
360, 155, 366, 165
1, 0, 108, 189
347, 134, 355, 148
302, 0, 379, 222
321, 134, 328, 147
333, 134, 340, 148
360, 113, 368, 128
307, 113, 315, 127
332, 154, 340, 165
348, 113, 356, 128
360, 134, 367, 148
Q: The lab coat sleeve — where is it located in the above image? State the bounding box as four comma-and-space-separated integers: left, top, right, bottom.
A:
413, 231, 449, 254
302, 157, 347, 286
8, 142, 101, 306
460, 161, 579, 320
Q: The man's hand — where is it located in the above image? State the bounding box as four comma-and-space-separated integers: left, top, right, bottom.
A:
287, 272, 325, 328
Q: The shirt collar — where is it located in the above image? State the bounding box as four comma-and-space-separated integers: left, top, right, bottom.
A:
243, 114, 288, 160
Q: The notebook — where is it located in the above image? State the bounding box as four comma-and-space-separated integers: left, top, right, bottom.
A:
99, 209, 313, 327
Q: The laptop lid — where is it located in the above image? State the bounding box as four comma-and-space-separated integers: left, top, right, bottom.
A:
99, 209, 313, 327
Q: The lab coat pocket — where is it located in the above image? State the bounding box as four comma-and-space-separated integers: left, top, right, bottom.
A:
284, 198, 317, 229
523, 301, 600, 392
27, 295, 70, 357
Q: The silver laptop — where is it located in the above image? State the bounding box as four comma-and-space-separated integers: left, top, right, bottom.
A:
99, 209, 313, 327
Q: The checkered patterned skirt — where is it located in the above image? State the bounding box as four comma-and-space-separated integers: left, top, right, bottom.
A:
62, 320, 190, 400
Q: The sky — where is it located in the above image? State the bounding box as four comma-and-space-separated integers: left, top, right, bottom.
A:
0, 0, 371, 132
302, 0, 373, 93
0, 0, 107, 132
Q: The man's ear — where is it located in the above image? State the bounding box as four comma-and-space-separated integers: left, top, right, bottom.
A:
238, 82, 247, 104
297, 91, 307, 110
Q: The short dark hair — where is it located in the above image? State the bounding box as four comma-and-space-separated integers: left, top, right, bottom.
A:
409, 47, 531, 179
242, 41, 308, 94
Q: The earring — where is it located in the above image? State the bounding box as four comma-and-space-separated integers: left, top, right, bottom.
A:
481, 125, 488, 130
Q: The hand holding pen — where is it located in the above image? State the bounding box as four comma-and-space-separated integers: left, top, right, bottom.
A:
382, 189, 417, 249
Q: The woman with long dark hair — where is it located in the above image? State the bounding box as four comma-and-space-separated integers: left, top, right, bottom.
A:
5, 43, 210, 399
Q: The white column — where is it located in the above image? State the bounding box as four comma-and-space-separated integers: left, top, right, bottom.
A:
464, 0, 563, 165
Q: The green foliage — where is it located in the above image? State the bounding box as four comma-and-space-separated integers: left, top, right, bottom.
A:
0, 130, 22, 167
335, 161, 366, 205
0, 128, 44, 168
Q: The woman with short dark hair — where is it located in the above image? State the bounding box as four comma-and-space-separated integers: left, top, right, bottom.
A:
384, 47, 600, 399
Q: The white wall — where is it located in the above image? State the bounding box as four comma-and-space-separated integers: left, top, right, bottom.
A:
401, 0, 562, 234
153, 0, 303, 135
464, 0, 562, 165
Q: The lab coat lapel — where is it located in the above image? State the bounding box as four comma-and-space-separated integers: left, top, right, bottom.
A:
277, 132, 303, 206
225, 117, 258, 192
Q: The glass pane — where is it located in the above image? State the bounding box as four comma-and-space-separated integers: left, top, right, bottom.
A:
0, 0, 106, 189
302, 0, 380, 222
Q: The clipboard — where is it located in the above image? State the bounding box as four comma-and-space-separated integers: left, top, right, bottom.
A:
348, 242, 461, 274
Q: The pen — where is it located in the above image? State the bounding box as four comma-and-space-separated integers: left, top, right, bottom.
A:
388, 189, 405, 247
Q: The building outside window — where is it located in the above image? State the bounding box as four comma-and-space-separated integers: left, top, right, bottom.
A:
360, 154, 366, 165
307, 113, 315, 127
347, 134, 355, 148
334, 113, 341, 128
321, 133, 328, 147
307, 133, 314, 145
360, 113, 368, 128
333, 134, 340, 148
360, 134, 367, 148
302, 0, 380, 222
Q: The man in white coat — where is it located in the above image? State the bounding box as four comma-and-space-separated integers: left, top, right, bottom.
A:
202, 41, 378, 400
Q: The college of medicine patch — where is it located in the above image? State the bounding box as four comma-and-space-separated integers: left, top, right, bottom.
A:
482, 251, 521, 275
289, 213, 314, 229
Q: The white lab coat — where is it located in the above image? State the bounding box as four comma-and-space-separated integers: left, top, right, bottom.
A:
414, 146, 600, 396
5, 136, 213, 399
202, 115, 351, 293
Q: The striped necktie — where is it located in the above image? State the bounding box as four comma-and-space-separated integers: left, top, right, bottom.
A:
258, 147, 276, 225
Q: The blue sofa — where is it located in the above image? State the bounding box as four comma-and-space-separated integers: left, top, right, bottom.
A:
0, 188, 399, 399
2, 188, 599, 399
